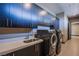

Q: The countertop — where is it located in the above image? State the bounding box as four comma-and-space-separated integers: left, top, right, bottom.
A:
0, 38, 43, 56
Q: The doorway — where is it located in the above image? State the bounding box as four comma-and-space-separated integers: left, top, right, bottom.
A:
69, 15, 79, 39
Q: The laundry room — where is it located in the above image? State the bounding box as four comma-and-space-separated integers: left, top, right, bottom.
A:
0, 1, 79, 57
0, 3, 61, 56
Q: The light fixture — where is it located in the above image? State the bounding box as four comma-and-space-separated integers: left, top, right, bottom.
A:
39, 10, 47, 16
24, 3, 32, 9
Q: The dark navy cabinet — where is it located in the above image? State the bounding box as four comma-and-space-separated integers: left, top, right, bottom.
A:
0, 3, 59, 29
3, 43, 43, 56
0, 4, 8, 27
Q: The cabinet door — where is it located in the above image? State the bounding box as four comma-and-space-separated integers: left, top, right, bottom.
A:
9, 4, 21, 28
0, 3, 13, 28
43, 15, 50, 26
0, 4, 9, 27
0, 17, 7, 27
14, 43, 43, 56
24, 3, 32, 28
2, 52, 14, 56
35, 43, 43, 56
2, 43, 43, 56
31, 4, 38, 28
14, 45, 36, 56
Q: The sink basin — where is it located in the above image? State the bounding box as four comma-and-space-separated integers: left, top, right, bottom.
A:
23, 38, 38, 43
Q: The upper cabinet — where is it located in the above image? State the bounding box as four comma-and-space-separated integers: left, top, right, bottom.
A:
0, 3, 57, 28
9, 4, 32, 28
0, 4, 8, 27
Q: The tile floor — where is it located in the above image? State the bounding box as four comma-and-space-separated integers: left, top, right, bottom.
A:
59, 36, 79, 56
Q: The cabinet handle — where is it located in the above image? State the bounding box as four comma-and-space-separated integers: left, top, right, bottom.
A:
35, 45, 39, 56
13, 53, 15, 56
35, 45, 37, 52
7, 18, 8, 27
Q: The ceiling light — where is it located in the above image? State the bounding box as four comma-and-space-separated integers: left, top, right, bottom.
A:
39, 10, 47, 16
24, 3, 32, 9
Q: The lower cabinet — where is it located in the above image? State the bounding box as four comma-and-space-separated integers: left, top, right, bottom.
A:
14, 45, 37, 56
3, 43, 43, 56
3, 52, 14, 56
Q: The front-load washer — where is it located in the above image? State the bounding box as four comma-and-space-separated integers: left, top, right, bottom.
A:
35, 30, 57, 56
49, 30, 58, 56
34, 30, 51, 56
57, 30, 63, 43
55, 29, 62, 55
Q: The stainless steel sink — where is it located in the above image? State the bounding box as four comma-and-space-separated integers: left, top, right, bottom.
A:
23, 39, 38, 43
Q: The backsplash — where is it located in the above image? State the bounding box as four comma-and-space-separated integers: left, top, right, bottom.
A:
0, 33, 29, 39
0, 29, 37, 43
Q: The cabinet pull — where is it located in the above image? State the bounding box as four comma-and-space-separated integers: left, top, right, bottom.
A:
35, 45, 37, 52
7, 18, 8, 27
13, 53, 15, 56
35, 45, 39, 56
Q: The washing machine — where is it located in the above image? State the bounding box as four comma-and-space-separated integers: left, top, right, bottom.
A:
35, 30, 58, 56
49, 30, 58, 55
55, 29, 62, 55
50, 25, 62, 55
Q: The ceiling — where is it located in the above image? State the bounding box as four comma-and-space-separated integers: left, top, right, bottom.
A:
36, 3, 79, 17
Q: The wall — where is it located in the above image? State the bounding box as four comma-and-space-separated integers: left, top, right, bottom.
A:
57, 12, 68, 43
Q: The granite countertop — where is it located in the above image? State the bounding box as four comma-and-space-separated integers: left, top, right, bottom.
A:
0, 38, 43, 56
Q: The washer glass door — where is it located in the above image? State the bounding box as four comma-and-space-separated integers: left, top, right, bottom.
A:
49, 33, 57, 55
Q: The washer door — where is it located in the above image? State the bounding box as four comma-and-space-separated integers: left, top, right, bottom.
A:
49, 33, 57, 55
